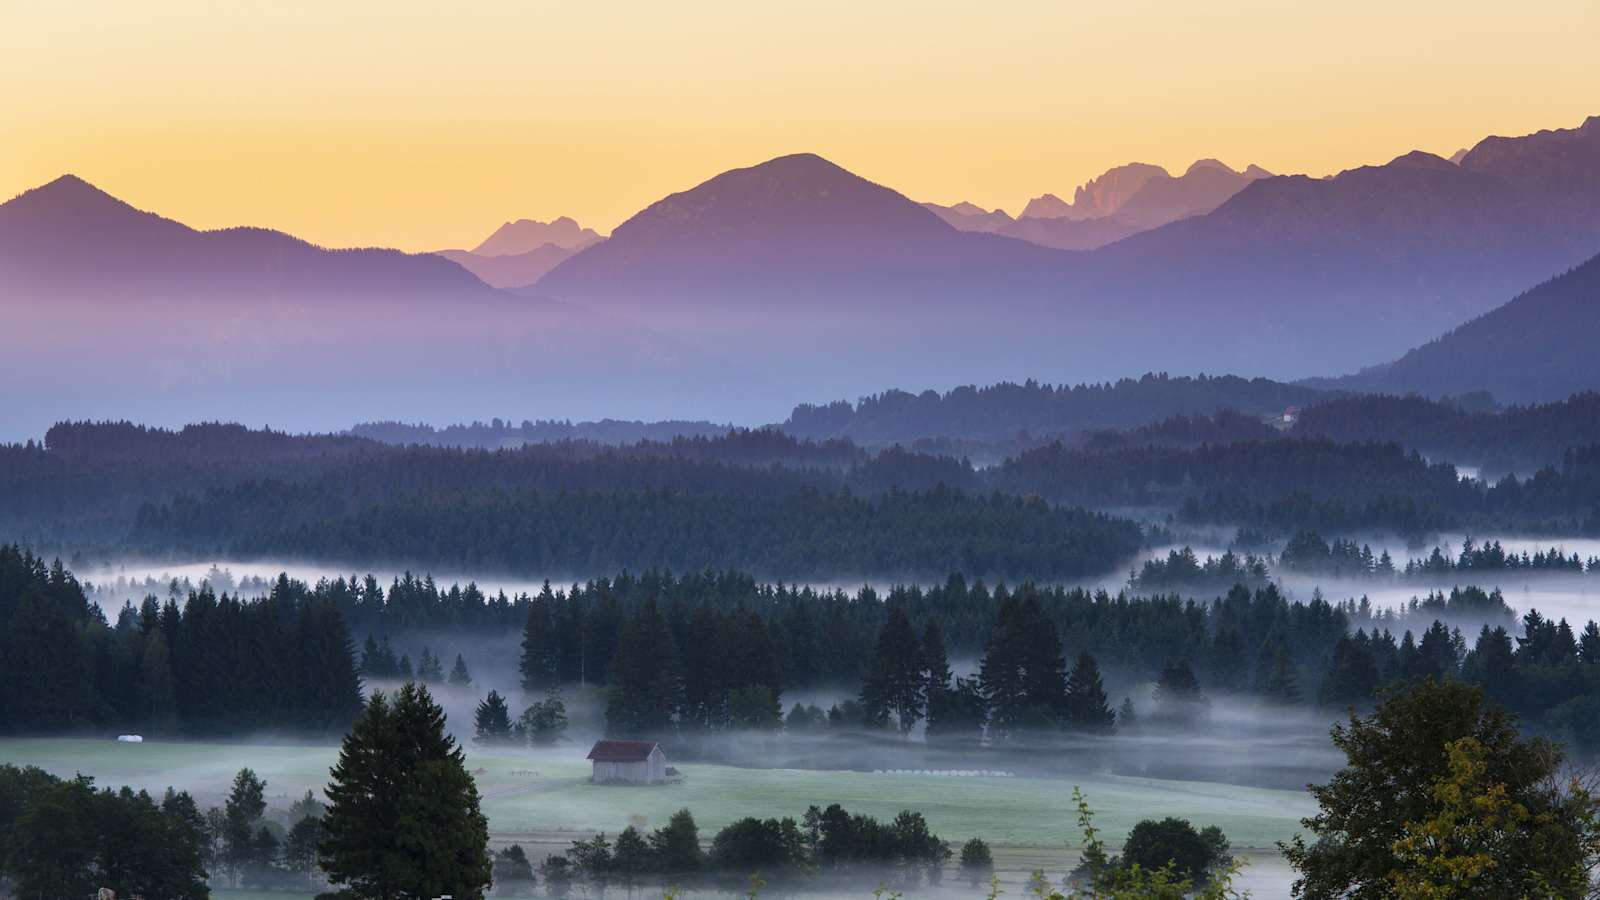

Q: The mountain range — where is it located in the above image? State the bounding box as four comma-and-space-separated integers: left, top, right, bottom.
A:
4, 113, 1599, 438
924, 159, 1272, 251
0, 177, 736, 439
1312, 250, 1600, 403
533, 115, 1600, 394
434, 216, 605, 289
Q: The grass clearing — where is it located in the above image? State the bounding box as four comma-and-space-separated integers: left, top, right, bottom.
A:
0, 736, 1312, 850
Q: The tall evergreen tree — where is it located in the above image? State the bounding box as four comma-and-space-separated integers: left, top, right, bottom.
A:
604, 599, 679, 737
1063, 651, 1115, 733
448, 654, 472, 686
860, 605, 925, 735
474, 690, 516, 745
320, 683, 492, 900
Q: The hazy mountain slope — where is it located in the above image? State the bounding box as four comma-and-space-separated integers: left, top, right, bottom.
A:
1311, 253, 1600, 403
0, 176, 753, 439
536, 153, 1070, 322
992, 160, 1269, 250
0, 175, 490, 301
1086, 142, 1600, 363
472, 216, 602, 255
436, 243, 587, 289
921, 201, 1015, 233
1109, 160, 1270, 228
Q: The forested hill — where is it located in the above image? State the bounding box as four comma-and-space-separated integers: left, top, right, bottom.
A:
1291, 391, 1600, 474
13, 419, 1600, 575
1313, 252, 1600, 404
351, 417, 729, 449
780, 374, 1323, 446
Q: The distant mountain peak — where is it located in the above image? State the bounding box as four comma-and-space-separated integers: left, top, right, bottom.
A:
1242, 164, 1273, 179
1386, 150, 1456, 170
1185, 159, 1235, 175
9, 173, 135, 213
1019, 193, 1073, 220
471, 215, 602, 256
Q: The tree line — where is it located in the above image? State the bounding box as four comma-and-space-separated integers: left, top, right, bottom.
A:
131, 483, 1142, 581
0, 546, 363, 735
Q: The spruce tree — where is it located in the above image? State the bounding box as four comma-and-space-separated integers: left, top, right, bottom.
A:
448, 653, 472, 686
1063, 651, 1115, 733
604, 599, 679, 737
859, 605, 925, 735
474, 690, 516, 744
320, 683, 492, 900
223, 768, 267, 885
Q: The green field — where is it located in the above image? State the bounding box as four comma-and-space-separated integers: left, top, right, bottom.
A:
0, 736, 1311, 851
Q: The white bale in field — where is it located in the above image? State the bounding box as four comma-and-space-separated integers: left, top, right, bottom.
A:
116, 735, 143, 743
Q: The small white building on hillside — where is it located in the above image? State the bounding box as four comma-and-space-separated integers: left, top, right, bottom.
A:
587, 739, 667, 784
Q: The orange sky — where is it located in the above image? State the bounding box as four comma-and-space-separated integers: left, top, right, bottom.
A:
3, 0, 1596, 252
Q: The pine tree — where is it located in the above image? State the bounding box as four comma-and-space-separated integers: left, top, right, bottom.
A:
1258, 647, 1301, 704
1063, 651, 1115, 733
604, 599, 679, 737
1580, 621, 1600, 664
417, 648, 445, 684
859, 605, 925, 735
1153, 659, 1210, 723
223, 768, 267, 885
1118, 696, 1138, 730
320, 683, 493, 900
448, 654, 472, 686
474, 690, 516, 744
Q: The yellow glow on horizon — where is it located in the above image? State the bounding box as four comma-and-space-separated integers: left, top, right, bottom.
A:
2, 0, 1596, 251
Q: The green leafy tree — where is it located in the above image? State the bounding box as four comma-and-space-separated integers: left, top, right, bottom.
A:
611, 826, 651, 884
959, 837, 994, 886
520, 688, 570, 745
284, 814, 323, 887
319, 683, 493, 900
1119, 818, 1231, 884
649, 808, 705, 873
1283, 679, 1600, 898
493, 844, 536, 896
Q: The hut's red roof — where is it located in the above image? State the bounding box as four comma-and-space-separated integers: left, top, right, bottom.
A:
586, 739, 660, 762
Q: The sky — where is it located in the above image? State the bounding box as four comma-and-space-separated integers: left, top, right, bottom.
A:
3, 0, 1597, 252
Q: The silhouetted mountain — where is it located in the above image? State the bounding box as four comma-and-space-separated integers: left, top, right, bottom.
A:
1312, 252, 1600, 403
0, 175, 490, 301
921, 201, 1014, 233
1082, 120, 1600, 372
993, 214, 1144, 251
1019, 192, 1074, 219
436, 243, 585, 289
471, 216, 602, 255
533, 118, 1600, 402
433, 214, 604, 288
0, 176, 748, 439
537, 152, 1066, 326
1109, 159, 1271, 228
995, 160, 1269, 250
1060, 162, 1167, 219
